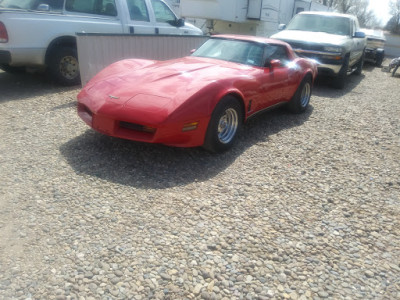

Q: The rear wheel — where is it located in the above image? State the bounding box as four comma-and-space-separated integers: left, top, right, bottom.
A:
47, 47, 80, 86
203, 96, 242, 153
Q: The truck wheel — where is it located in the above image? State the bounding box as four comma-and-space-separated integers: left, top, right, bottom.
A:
375, 52, 384, 67
333, 55, 349, 89
354, 50, 365, 75
47, 47, 80, 86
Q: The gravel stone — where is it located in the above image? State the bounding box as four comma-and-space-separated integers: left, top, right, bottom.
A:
0, 63, 399, 299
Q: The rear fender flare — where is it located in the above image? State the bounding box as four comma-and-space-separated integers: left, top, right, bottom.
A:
45, 36, 77, 66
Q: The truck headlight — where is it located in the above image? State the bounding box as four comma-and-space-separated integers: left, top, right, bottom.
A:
324, 46, 342, 53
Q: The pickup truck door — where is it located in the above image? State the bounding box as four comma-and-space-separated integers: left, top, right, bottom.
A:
149, 0, 189, 35
349, 19, 365, 66
125, 0, 158, 34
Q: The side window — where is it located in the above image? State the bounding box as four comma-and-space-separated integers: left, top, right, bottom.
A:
49, 0, 63, 10
127, 0, 150, 21
34, 0, 63, 11
65, 0, 95, 13
65, 0, 117, 16
265, 45, 290, 66
151, 0, 176, 23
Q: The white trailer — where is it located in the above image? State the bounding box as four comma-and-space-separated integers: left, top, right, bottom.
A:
180, 0, 330, 36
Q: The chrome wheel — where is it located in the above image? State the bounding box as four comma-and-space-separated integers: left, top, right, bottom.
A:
300, 82, 311, 107
59, 56, 79, 80
217, 108, 239, 144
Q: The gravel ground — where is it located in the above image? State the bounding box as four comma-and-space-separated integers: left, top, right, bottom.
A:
0, 63, 399, 300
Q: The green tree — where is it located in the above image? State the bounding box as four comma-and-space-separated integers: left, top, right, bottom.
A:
315, 0, 380, 28
387, 0, 400, 33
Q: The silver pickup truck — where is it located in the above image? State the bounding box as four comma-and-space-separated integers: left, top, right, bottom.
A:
271, 11, 366, 89
0, 0, 202, 85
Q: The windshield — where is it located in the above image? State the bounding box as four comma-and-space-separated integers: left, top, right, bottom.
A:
192, 38, 265, 67
0, 0, 63, 10
286, 14, 351, 36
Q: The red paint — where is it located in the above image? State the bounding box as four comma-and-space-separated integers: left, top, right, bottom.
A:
77, 35, 317, 148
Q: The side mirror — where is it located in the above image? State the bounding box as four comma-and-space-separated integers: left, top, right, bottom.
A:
176, 18, 185, 27
354, 31, 366, 38
190, 49, 196, 54
37, 4, 50, 11
265, 59, 281, 68
278, 24, 286, 31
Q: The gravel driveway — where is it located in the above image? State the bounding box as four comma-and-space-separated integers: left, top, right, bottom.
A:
0, 63, 399, 300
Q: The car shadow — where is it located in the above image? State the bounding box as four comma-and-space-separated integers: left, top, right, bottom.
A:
60, 106, 313, 189
312, 72, 366, 99
0, 71, 78, 103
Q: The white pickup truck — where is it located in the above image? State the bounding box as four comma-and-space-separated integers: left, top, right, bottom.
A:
0, 0, 203, 85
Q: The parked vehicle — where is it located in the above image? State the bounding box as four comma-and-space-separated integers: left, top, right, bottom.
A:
0, 0, 202, 85
361, 28, 385, 67
271, 11, 366, 89
77, 35, 317, 152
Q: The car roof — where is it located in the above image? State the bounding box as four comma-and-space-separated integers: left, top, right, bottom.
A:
210, 34, 289, 47
298, 11, 356, 20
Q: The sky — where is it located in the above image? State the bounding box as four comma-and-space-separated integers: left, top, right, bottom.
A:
369, 0, 392, 25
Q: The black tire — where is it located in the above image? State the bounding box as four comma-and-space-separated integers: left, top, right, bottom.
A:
203, 96, 243, 153
354, 50, 365, 75
0, 64, 25, 74
333, 55, 349, 89
287, 75, 312, 113
375, 52, 384, 67
47, 47, 80, 86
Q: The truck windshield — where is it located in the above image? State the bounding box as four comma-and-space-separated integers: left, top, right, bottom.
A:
0, 0, 63, 10
286, 14, 351, 36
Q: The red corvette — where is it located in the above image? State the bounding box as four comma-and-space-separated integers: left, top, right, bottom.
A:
77, 35, 317, 152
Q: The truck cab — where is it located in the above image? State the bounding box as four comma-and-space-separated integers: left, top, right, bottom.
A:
0, 0, 203, 85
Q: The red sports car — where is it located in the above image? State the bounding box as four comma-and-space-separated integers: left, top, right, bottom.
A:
77, 35, 317, 152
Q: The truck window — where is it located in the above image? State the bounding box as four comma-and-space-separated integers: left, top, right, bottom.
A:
127, 0, 150, 21
151, 0, 176, 24
0, 0, 62, 10
65, 0, 117, 16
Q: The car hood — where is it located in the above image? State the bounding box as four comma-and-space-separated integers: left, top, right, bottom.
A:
87, 57, 254, 100
271, 30, 348, 46
81, 57, 255, 122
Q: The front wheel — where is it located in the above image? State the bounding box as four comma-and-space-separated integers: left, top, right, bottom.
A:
375, 52, 384, 67
287, 75, 312, 113
333, 55, 349, 89
47, 47, 80, 86
203, 96, 243, 153
354, 50, 365, 75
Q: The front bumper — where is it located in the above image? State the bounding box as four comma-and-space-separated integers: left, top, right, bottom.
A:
77, 102, 209, 148
293, 49, 343, 76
